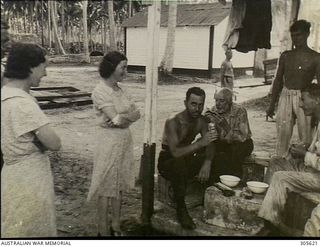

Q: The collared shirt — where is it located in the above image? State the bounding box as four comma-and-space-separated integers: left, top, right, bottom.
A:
1, 86, 49, 165
207, 103, 252, 143
305, 122, 320, 171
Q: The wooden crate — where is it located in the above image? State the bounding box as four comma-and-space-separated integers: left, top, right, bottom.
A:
263, 58, 278, 85
243, 151, 270, 183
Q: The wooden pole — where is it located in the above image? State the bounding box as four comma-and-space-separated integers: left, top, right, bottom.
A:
141, 0, 161, 226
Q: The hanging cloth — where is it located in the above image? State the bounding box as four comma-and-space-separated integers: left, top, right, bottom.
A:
222, 0, 247, 50
235, 0, 272, 53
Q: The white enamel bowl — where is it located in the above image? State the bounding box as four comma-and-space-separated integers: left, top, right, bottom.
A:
219, 175, 241, 187
246, 181, 269, 194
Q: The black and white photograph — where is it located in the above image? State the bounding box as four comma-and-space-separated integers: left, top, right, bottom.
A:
0, 0, 319, 242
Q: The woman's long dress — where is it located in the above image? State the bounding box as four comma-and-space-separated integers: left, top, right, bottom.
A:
87, 81, 137, 200
1, 86, 56, 238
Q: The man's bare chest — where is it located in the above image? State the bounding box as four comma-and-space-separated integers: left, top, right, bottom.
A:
178, 122, 201, 143
285, 52, 316, 73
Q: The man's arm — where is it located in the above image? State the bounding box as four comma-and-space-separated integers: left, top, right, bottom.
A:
220, 62, 226, 83
198, 122, 216, 183
266, 53, 286, 117
304, 146, 320, 171
166, 119, 216, 158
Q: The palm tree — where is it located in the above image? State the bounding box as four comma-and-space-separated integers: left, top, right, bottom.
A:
108, 0, 117, 51
50, 0, 66, 54
160, 1, 177, 75
60, 0, 66, 46
82, 0, 90, 62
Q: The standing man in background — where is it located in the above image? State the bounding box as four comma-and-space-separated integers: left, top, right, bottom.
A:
266, 20, 320, 157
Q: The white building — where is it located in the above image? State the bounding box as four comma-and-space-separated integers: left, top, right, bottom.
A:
122, 3, 255, 77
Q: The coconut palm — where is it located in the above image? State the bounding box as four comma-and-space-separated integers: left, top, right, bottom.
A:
160, 1, 178, 75
82, 0, 90, 62
49, 0, 66, 54
108, 0, 117, 51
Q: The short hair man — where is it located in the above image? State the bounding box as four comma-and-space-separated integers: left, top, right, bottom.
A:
205, 88, 254, 181
158, 87, 218, 229
259, 84, 320, 236
266, 19, 320, 157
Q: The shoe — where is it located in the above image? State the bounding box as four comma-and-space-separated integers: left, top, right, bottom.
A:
110, 227, 124, 237
176, 206, 196, 230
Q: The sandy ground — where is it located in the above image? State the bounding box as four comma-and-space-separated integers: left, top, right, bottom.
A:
34, 65, 298, 237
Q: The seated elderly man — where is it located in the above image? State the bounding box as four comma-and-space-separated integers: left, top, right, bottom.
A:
205, 88, 254, 182
258, 84, 320, 236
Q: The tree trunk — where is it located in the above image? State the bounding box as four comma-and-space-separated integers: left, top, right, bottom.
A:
50, 1, 66, 54
35, 0, 39, 36
82, 0, 90, 63
128, 0, 132, 17
41, 0, 44, 46
48, 1, 52, 48
23, 12, 27, 33
160, 1, 177, 75
61, 0, 66, 46
30, 2, 34, 34
103, 1, 108, 53
108, 0, 117, 51
53, 1, 59, 54
101, 16, 104, 49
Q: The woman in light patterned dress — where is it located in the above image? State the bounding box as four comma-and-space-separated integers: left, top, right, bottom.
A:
1, 43, 61, 237
87, 51, 140, 236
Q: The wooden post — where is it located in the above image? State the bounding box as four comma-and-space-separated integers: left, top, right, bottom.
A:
141, 0, 161, 226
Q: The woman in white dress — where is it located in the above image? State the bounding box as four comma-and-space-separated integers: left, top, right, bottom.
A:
1, 43, 61, 237
87, 51, 140, 236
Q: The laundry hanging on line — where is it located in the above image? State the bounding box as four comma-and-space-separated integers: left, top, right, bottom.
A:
223, 0, 272, 53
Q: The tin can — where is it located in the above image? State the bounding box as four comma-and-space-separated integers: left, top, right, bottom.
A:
208, 123, 216, 134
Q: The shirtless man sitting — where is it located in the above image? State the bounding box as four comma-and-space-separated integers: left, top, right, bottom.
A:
158, 87, 218, 229
266, 19, 320, 157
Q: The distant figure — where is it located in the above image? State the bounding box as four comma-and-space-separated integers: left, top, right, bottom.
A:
266, 19, 320, 157
87, 51, 140, 236
158, 87, 218, 230
220, 49, 234, 90
1, 43, 61, 237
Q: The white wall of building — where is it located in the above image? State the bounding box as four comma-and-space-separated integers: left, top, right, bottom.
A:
126, 26, 210, 70
213, 16, 254, 68
126, 20, 255, 70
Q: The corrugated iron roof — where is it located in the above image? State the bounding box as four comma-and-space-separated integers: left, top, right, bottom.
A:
122, 2, 231, 28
